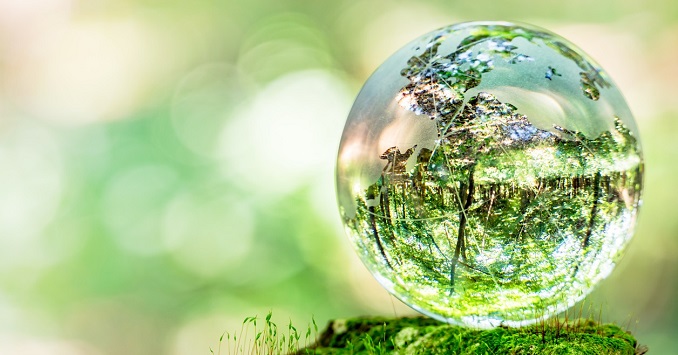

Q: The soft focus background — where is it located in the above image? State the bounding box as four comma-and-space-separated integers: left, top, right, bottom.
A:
0, 0, 676, 354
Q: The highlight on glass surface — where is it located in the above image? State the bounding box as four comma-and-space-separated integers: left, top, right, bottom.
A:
336, 21, 643, 328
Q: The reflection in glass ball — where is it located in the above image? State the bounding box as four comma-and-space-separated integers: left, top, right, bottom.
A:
336, 21, 643, 328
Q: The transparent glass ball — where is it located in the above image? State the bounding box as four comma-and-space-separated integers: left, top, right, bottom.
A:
336, 21, 643, 328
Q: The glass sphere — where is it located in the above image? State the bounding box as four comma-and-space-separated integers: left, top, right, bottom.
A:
336, 21, 643, 328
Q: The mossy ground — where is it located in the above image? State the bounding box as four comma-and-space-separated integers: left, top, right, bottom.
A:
300, 316, 647, 355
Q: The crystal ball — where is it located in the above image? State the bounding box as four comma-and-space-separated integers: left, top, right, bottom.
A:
336, 21, 643, 328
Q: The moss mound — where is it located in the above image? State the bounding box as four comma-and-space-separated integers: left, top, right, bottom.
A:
300, 316, 646, 355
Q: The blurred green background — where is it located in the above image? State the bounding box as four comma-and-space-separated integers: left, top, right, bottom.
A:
0, 0, 676, 354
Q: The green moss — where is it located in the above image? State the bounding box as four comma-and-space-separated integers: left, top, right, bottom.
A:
300, 316, 645, 355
